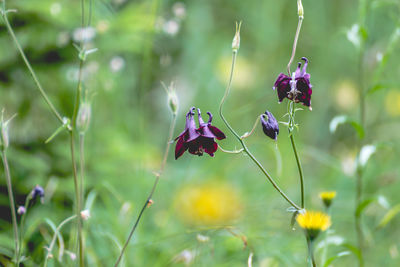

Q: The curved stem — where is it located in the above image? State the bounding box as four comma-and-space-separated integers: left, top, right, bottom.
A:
1, 150, 20, 264
241, 116, 261, 139
0, 6, 64, 124
218, 145, 243, 154
219, 51, 300, 211
44, 215, 77, 267
114, 113, 177, 267
287, 17, 304, 75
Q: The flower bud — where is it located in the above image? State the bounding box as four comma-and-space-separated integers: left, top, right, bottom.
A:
232, 21, 241, 52
0, 111, 16, 151
297, 0, 304, 18
0, 121, 9, 150
80, 209, 91, 220
31, 185, 45, 204
319, 191, 336, 208
260, 110, 279, 140
168, 90, 179, 115
76, 102, 92, 134
17, 206, 26, 215
162, 82, 179, 115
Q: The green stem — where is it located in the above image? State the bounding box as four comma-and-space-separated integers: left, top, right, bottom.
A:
1, 150, 20, 265
355, 24, 366, 267
307, 238, 317, 267
114, 113, 177, 267
288, 102, 305, 209
0, 5, 64, 124
17, 194, 32, 264
287, 16, 304, 75
218, 51, 300, 211
69, 131, 84, 267
321, 208, 331, 266
79, 134, 85, 220
44, 215, 77, 267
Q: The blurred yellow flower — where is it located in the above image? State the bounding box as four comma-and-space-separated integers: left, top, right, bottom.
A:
175, 182, 242, 226
216, 56, 256, 90
334, 80, 359, 111
296, 211, 331, 240
319, 191, 336, 208
384, 90, 400, 117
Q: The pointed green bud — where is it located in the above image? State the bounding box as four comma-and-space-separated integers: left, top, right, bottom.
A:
232, 21, 242, 52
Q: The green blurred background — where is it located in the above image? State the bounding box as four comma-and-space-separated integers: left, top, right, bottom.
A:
0, 0, 400, 266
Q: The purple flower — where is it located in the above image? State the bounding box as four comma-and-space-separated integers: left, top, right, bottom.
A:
273, 57, 312, 110
31, 185, 45, 203
175, 108, 226, 159
175, 107, 200, 159
195, 109, 226, 157
260, 110, 279, 140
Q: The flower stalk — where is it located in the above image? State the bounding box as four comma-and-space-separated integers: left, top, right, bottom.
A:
219, 24, 300, 211
0, 2, 64, 125
287, 101, 305, 208
114, 103, 178, 267
1, 149, 20, 264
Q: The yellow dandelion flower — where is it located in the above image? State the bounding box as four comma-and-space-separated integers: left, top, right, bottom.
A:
175, 182, 242, 226
296, 211, 331, 240
319, 191, 337, 208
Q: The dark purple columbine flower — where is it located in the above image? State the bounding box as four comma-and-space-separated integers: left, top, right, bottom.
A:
175, 107, 200, 159
174, 107, 226, 159
260, 110, 279, 140
31, 185, 45, 203
273, 57, 313, 110
195, 109, 226, 157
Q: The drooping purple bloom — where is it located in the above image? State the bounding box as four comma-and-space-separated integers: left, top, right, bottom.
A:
31, 185, 45, 203
174, 107, 226, 159
260, 110, 279, 140
175, 107, 201, 159
273, 57, 313, 109
195, 109, 226, 157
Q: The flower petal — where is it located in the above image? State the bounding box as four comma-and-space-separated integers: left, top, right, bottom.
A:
175, 136, 187, 159
208, 125, 226, 140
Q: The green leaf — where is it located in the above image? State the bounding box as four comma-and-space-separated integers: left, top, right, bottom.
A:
366, 84, 387, 95
377, 204, 400, 228
329, 115, 365, 139
323, 251, 351, 267
356, 197, 377, 217
342, 243, 362, 263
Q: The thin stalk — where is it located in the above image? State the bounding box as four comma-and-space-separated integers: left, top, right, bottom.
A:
0, 5, 64, 124
79, 134, 85, 218
321, 208, 331, 265
241, 116, 261, 139
17, 194, 32, 263
114, 113, 177, 267
44, 215, 77, 267
219, 51, 300, 211
69, 131, 84, 267
1, 150, 20, 264
288, 102, 305, 208
287, 16, 304, 75
355, 35, 366, 267
307, 238, 316, 267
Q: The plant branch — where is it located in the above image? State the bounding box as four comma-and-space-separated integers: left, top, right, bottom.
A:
1, 150, 20, 264
114, 113, 177, 267
0, 5, 64, 124
219, 50, 300, 211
